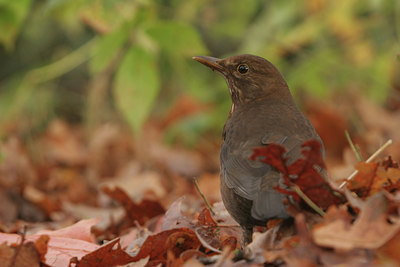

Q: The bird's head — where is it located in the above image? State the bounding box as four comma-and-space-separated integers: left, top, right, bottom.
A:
193, 54, 290, 105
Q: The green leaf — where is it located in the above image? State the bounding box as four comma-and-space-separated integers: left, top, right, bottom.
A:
114, 46, 160, 132
0, 0, 32, 50
89, 25, 130, 74
145, 21, 206, 56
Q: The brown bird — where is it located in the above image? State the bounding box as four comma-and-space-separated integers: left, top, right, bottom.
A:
193, 54, 324, 245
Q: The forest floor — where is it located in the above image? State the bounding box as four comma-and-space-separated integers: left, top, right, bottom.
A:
0, 94, 400, 266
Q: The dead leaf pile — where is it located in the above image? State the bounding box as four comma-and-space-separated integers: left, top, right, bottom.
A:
0, 94, 400, 266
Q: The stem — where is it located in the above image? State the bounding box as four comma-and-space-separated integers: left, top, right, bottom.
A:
10, 226, 27, 267
26, 38, 96, 84
292, 184, 325, 217
339, 139, 393, 188
193, 178, 215, 216
345, 130, 363, 161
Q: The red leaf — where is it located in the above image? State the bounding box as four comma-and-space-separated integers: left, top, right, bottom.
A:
252, 140, 344, 211
132, 228, 200, 263
197, 208, 217, 227
102, 186, 165, 225
71, 238, 134, 267
301, 140, 326, 170
251, 145, 287, 174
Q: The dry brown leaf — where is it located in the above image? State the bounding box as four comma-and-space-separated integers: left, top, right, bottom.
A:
40, 120, 87, 166
313, 193, 400, 250
161, 197, 193, 231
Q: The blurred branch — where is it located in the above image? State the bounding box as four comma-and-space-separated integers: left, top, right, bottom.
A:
25, 38, 96, 84
345, 130, 363, 161
291, 184, 325, 217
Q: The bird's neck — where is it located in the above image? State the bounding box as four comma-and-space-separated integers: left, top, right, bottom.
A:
229, 87, 295, 114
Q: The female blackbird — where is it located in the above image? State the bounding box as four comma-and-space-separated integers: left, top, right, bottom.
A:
193, 54, 324, 245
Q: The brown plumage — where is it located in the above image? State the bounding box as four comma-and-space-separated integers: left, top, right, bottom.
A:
193, 54, 324, 245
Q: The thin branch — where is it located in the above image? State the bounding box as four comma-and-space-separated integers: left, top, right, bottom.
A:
10, 225, 27, 267
345, 130, 363, 161
291, 184, 326, 217
193, 178, 216, 216
339, 139, 393, 188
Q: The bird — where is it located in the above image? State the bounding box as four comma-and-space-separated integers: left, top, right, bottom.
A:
193, 54, 324, 246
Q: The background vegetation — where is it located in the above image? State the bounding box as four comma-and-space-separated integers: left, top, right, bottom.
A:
0, 0, 399, 145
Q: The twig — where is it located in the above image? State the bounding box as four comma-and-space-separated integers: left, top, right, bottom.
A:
10, 225, 27, 267
291, 185, 326, 217
339, 139, 393, 188
345, 130, 363, 161
193, 178, 216, 215
355, 144, 362, 160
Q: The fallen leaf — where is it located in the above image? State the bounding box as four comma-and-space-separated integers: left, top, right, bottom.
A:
313, 193, 400, 250
9, 241, 41, 267
40, 119, 87, 166
161, 197, 192, 231
36, 218, 100, 243
377, 229, 400, 264
34, 235, 49, 262
197, 208, 217, 227
102, 186, 165, 225
131, 228, 201, 264
347, 161, 400, 198
347, 162, 378, 197
0, 219, 101, 266
70, 238, 135, 267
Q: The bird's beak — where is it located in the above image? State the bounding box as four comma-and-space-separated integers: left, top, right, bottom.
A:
192, 56, 227, 74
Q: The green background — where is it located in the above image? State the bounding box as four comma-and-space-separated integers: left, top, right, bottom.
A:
0, 0, 399, 145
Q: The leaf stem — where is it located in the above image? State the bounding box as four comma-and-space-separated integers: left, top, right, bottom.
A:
339, 139, 393, 188
291, 184, 326, 217
193, 178, 215, 216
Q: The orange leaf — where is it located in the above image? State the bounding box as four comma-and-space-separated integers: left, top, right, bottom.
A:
34, 235, 49, 263
347, 162, 378, 197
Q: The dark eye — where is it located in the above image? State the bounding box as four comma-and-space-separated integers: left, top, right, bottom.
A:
237, 64, 249, 74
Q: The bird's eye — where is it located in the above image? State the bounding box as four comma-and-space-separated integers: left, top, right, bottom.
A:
237, 64, 249, 74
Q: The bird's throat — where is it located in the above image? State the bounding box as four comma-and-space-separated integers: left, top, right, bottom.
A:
228, 82, 244, 105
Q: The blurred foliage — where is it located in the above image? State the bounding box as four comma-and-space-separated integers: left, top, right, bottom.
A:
0, 0, 399, 143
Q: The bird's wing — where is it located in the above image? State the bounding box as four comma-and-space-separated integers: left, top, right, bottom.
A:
221, 133, 304, 201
